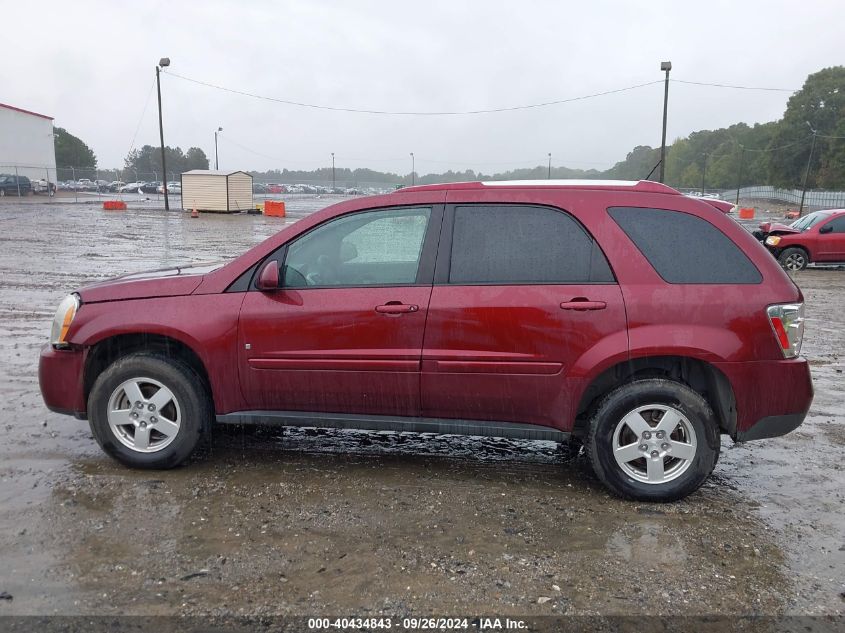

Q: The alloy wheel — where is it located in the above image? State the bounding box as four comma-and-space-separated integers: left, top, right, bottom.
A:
106, 377, 182, 453
611, 404, 697, 484
784, 253, 806, 270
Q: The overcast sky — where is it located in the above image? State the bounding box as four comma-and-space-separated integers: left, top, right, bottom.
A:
5, 0, 844, 174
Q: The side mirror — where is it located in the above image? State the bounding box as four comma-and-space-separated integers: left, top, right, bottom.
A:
256, 260, 280, 291
819, 224, 833, 234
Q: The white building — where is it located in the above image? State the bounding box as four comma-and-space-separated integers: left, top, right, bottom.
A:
0, 102, 56, 181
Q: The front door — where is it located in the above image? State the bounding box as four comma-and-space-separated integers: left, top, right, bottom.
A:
238, 205, 441, 416
421, 203, 627, 429
816, 216, 845, 261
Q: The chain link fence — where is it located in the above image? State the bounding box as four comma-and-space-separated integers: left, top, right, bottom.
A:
0, 165, 398, 203
4, 163, 845, 210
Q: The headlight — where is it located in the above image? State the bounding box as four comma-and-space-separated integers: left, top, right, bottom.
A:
50, 294, 80, 348
765, 235, 782, 246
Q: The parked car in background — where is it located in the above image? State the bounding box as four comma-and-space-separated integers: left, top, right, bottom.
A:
141, 182, 161, 194
31, 179, 57, 195
266, 183, 285, 194
39, 179, 812, 502
157, 182, 181, 194
0, 174, 32, 196
108, 181, 126, 192
119, 182, 144, 193
762, 209, 845, 270
253, 183, 268, 194
76, 179, 95, 191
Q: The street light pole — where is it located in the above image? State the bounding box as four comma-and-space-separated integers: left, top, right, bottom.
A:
799, 122, 818, 217
410, 152, 415, 186
331, 152, 335, 191
548, 153, 552, 179
214, 127, 222, 170
658, 61, 672, 183
156, 57, 171, 210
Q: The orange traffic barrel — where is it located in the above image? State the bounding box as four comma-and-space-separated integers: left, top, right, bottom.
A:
103, 200, 127, 210
738, 207, 755, 219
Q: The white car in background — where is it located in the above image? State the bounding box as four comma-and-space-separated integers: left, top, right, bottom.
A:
157, 181, 182, 194
118, 182, 145, 193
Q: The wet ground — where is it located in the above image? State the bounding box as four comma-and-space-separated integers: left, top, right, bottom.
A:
0, 198, 842, 619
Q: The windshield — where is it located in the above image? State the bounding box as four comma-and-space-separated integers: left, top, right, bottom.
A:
790, 211, 831, 231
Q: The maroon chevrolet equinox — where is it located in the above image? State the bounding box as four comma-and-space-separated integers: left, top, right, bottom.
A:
39, 180, 813, 501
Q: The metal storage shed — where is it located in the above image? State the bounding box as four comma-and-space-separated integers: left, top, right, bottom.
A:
180, 169, 253, 213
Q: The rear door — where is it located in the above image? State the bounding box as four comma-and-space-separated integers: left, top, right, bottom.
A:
815, 216, 845, 261
238, 204, 443, 416
421, 202, 627, 429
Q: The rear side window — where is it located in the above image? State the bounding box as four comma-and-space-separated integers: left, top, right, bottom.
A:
449, 205, 614, 284
608, 207, 762, 284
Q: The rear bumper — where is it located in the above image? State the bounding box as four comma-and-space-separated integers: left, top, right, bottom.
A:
714, 357, 813, 441
38, 344, 87, 418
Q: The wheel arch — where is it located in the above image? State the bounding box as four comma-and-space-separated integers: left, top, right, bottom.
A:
84, 333, 212, 410
779, 243, 811, 264
573, 355, 736, 438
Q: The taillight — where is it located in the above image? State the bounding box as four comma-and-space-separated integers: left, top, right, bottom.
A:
766, 303, 805, 358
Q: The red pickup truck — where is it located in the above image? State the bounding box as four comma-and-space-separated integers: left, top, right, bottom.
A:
759, 209, 845, 270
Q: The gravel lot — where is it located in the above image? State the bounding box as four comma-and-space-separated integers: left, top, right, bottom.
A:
0, 198, 842, 621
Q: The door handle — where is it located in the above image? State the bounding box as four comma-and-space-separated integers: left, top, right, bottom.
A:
560, 298, 607, 311
375, 303, 419, 315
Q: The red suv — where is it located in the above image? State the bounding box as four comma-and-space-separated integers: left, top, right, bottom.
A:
39, 180, 813, 501
760, 209, 845, 270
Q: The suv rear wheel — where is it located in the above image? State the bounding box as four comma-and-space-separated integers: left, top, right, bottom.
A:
778, 247, 808, 271
587, 379, 720, 502
88, 353, 211, 469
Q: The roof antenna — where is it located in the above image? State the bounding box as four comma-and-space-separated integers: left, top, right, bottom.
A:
644, 159, 661, 181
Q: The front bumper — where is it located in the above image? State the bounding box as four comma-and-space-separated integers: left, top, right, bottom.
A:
714, 357, 813, 442
38, 344, 87, 418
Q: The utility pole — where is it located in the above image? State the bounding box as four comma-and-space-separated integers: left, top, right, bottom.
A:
410, 152, 415, 186
156, 57, 171, 210
659, 61, 672, 183
701, 152, 708, 195
798, 122, 818, 217
331, 152, 335, 191
548, 153, 552, 179
735, 146, 745, 207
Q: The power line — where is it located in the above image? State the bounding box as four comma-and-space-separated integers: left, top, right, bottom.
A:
740, 137, 811, 152
164, 70, 663, 115
220, 136, 328, 164
673, 79, 799, 92
125, 77, 156, 159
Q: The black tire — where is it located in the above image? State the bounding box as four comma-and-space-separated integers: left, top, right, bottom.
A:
778, 247, 808, 271
88, 353, 211, 469
587, 379, 720, 502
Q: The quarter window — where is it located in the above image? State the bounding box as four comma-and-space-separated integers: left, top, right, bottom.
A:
608, 207, 762, 284
283, 207, 431, 288
448, 205, 614, 284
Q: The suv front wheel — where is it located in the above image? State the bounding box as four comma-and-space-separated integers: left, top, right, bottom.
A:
587, 379, 720, 502
88, 353, 211, 469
